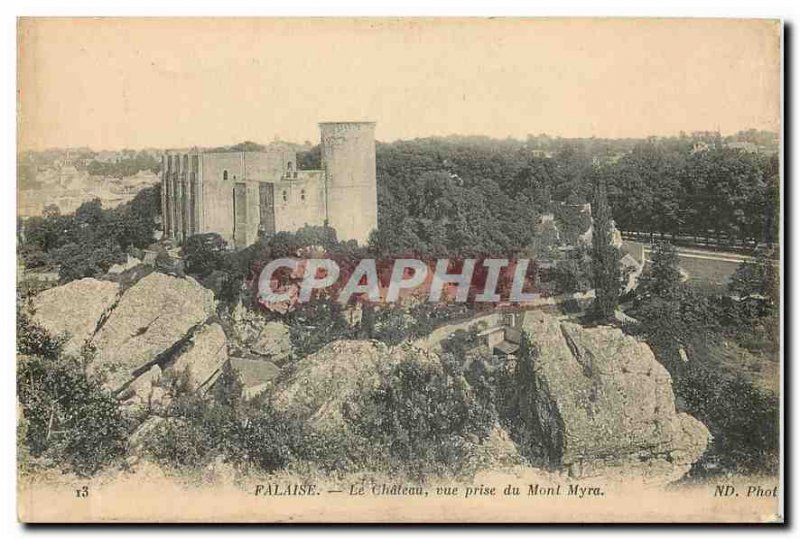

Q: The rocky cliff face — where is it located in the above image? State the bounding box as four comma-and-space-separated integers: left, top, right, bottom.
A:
520, 310, 710, 482
29, 271, 227, 408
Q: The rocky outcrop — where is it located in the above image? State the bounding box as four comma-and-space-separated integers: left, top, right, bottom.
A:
272, 339, 520, 471
272, 340, 399, 428
91, 272, 216, 390
520, 310, 710, 482
29, 271, 227, 405
29, 270, 708, 482
31, 278, 120, 355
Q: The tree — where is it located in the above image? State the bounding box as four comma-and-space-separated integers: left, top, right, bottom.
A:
632, 242, 718, 366
554, 245, 592, 294
638, 241, 682, 301
723, 249, 779, 351
590, 176, 622, 320
19, 186, 161, 283
52, 240, 126, 282
729, 250, 779, 304
342, 354, 495, 477
182, 233, 228, 277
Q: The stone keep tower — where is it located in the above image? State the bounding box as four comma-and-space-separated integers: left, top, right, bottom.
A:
320, 122, 378, 244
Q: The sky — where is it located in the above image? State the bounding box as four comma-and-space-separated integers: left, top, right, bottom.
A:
17, 18, 781, 151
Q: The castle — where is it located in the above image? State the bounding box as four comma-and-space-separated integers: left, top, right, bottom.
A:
161, 122, 377, 248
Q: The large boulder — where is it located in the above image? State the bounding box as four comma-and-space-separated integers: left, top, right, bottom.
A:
168, 322, 228, 392
229, 357, 281, 400
520, 310, 710, 482
250, 321, 291, 361
228, 303, 292, 362
31, 278, 120, 355
90, 272, 216, 390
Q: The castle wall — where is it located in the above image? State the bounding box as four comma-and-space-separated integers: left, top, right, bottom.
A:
162, 152, 200, 243
198, 149, 300, 245
273, 171, 326, 234
161, 155, 170, 238
245, 145, 296, 179
200, 153, 240, 243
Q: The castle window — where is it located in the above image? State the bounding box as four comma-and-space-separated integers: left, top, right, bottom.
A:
223, 170, 228, 181
282, 190, 288, 203
287, 161, 294, 171
300, 189, 306, 201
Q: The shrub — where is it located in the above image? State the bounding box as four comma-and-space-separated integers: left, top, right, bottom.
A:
343, 355, 495, 477
285, 299, 354, 358
371, 309, 411, 346
673, 360, 779, 476
144, 367, 327, 473
230, 409, 298, 472
17, 311, 128, 476
182, 233, 228, 277
146, 418, 210, 468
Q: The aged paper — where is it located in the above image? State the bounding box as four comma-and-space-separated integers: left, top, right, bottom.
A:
17, 17, 782, 523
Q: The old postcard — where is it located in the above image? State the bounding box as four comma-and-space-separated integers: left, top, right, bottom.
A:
16, 17, 782, 523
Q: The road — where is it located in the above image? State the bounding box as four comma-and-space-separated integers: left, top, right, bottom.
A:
643, 245, 757, 264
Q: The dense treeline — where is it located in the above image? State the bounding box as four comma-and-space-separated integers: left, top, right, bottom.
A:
602, 144, 779, 245
18, 186, 161, 282
299, 131, 779, 255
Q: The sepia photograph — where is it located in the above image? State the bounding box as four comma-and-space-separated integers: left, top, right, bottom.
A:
14, 16, 782, 524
